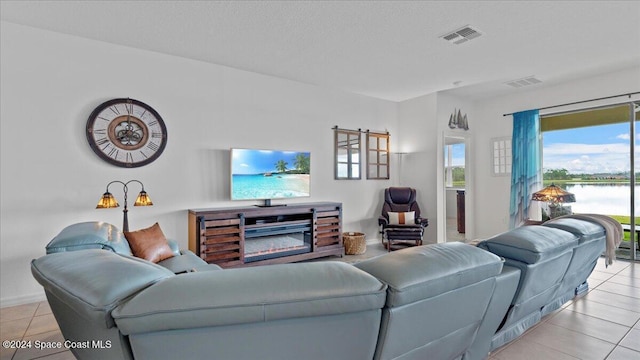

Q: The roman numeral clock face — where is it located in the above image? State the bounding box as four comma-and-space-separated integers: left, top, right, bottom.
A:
86, 98, 167, 167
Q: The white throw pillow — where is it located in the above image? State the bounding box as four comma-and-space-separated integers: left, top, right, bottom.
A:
388, 211, 415, 225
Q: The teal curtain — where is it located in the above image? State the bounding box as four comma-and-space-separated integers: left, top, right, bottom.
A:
509, 110, 541, 228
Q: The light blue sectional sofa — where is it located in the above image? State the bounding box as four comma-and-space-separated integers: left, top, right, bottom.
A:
31, 218, 609, 360
476, 217, 606, 352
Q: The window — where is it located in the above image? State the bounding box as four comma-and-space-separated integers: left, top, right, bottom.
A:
491, 137, 511, 176
445, 140, 466, 187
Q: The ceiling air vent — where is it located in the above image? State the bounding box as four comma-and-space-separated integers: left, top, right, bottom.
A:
441, 25, 482, 45
504, 76, 543, 88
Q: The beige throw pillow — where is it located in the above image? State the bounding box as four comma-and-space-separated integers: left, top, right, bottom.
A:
124, 222, 175, 263
388, 211, 415, 225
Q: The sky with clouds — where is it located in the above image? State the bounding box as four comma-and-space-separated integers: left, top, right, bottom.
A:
543, 122, 638, 174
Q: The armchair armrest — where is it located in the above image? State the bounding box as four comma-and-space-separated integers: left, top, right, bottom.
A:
379, 216, 389, 227
417, 217, 429, 227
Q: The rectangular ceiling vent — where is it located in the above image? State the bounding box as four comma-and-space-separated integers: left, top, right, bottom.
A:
441, 25, 482, 45
504, 76, 543, 88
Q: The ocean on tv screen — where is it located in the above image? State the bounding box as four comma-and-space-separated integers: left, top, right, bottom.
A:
232, 173, 310, 200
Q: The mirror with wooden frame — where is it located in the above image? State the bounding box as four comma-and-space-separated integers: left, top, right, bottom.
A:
366, 131, 390, 179
334, 128, 361, 180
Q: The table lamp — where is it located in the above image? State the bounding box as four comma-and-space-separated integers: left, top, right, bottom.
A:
531, 183, 576, 219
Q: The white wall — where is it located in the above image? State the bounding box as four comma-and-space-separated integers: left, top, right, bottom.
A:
472, 66, 640, 239
397, 92, 476, 243
0, 22, 399, 306
396, 94, 439, 242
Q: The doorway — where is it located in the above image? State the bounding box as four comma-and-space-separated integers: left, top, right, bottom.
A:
443, 135, 468, 242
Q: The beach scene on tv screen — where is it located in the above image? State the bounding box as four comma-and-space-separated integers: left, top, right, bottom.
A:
232, 149, 310, 200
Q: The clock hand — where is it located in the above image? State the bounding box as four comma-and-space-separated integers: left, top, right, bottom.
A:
126, 99, 132, 126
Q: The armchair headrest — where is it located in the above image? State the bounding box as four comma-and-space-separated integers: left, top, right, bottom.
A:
382, 187, 422, 218
385, 187, 416, 205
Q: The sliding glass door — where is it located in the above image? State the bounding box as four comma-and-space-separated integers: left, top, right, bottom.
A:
632, 104, 638, 260
541, 102, 638, 260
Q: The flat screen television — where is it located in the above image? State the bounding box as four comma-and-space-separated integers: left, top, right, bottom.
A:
231, 148, 310, 205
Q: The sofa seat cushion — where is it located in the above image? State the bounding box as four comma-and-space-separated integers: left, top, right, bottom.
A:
354, 242, 503, 307
112, 261, 387, 334
31, 250, 174, 328
46, 222, 133, 256
542, 218, 605, 243
478, 226, 578, 264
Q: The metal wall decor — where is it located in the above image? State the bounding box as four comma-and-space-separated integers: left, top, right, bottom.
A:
448, 109, 469, 130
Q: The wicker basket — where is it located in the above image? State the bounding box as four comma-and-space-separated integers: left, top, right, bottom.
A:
343, 232, 366, 255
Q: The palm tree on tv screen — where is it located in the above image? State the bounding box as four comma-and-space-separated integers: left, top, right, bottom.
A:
294, 153, 310, 173
275, 160, 288, 173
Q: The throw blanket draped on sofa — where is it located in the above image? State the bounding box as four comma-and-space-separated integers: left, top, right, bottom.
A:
558, 214, 623, 266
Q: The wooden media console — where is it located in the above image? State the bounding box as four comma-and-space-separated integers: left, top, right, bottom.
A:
188, 202, 343, 268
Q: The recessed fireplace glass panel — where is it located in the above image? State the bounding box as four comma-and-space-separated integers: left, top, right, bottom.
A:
244, 231, 311, 262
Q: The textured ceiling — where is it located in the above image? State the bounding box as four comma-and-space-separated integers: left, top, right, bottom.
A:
1, 0, 639, 102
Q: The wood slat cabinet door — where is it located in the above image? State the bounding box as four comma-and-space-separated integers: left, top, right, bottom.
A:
199, 215, 244, 267
313, 207, 343, 249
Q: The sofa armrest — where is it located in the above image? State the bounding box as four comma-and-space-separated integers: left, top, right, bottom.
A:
31, 250, 173, 328
166, 239, 182, 257
46, 222, 133, 256
112, 261, 387, 335
157, 250, 221, 273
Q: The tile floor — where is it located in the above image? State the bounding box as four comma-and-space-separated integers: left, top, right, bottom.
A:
486, 257, 640, 360
447, 217, 467, 242
1, 248, 638, 360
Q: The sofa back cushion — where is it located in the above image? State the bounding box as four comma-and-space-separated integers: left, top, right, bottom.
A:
355, 242, 503, 307
112, 261, 386, 334
478, 226, 578, 264
543, 218, 606, 243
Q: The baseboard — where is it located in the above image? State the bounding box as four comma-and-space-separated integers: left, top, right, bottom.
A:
1, 291, 46, 308
366, 238, 380, 245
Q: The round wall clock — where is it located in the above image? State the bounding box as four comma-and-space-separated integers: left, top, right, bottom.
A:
86, 98, 168, 168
